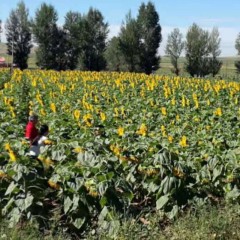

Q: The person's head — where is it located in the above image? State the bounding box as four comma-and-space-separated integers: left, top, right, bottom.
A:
39, 124, 49, 136
29, 114, 38, 124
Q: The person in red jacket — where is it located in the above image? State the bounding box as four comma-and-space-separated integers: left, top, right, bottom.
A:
25, 114, 39, 143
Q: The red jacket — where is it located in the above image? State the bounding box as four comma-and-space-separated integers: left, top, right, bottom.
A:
25, 122, 38, 142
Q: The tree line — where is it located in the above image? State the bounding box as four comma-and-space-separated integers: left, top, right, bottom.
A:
1, 1, 240, 76
2, 1, 161, 74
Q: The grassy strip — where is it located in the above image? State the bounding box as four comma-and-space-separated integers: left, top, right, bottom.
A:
90, 203, 240, 240
162, 204, 240, 240
0, 221, 69, 240
1, 203, 240, 239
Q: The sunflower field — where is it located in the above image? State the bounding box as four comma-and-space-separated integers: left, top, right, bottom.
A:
0, 69, 240, 232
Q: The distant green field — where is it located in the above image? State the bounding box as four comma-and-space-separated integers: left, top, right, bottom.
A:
0, 42, 239, 78
0, 42, 36, 69
158, 56, 240, 78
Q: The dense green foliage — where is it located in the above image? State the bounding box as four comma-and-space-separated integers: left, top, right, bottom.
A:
0, 69, 240, 235
118, 13, 142, 72
5, 1, 32, 70
79, 8, 109, 71
31, 5, 109, 71
165, 28, 184, 76
31, 3, 62, 70
185, 24, 222, 77
208, 28, 222, 77
105, 2, 162, 74
104, 37, 126, 72
137, 2, 162, 74
63, 11, 83, 70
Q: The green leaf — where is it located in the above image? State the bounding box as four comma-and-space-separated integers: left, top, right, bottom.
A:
24, 193, 34, 210
122, 191, 134, 202
212, 167, 222, 181
15, 193, 34, 211
52, 150, 66, 161
226, 186, 240, 200
98, 182, 108, 196
69, 141, 79, 148
2, 197, 15, 215
148, 182, 159, 193
64, 197, 73, 214
156, 195, 169, 210
98, 206, 109, 223
106, 171, 114, 180
166, 205, 178, 219
73, 217, 85, 229
9, 208, 21, 228
72, 195, 80, 212
100, 196, 108, 208
5, 182, 17, 196
160, 176, 175, 195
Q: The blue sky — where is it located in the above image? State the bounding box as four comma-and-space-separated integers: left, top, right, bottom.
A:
1, 0, 240, 56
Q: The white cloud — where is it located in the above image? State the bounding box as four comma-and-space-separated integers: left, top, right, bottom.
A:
108, 24, 121, 39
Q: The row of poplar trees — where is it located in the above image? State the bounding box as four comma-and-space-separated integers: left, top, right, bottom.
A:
4, 1, 161, 74
3, 1, 240, 75
165, 25, 222, 77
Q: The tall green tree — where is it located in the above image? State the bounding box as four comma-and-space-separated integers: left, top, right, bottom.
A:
63, 11, 83, 70
79, 8, 108, 71
208, 27, 222, 77
165, 28, 184, 76
105, 37, 126, 71
32, 3, 63, 70
52, 28, 71, 71
137, 2, 162, 74
119, 12, 142, 72
185, 24, 222, 77
235, 33, 240, 73
5, 1, 32, 70
185, 23, 210, 77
